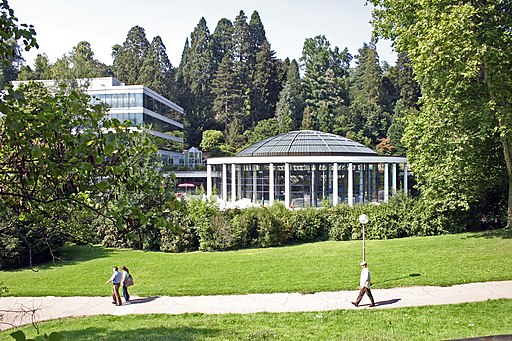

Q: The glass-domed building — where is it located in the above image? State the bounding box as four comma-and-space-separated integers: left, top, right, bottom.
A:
206, 130, 409, 208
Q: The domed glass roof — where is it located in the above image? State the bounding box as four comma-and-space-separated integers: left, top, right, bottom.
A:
237, 130, 377, 157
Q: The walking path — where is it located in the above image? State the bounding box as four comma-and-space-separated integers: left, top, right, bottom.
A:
1, 280, 512, 331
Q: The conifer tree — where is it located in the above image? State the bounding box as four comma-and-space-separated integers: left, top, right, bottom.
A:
137, 36, 174, 99
252, 40, 279, 123
249, 11, 267, 60
212, 51, 241, 127
178, 18, 216, 147
211, 18, 233, 72
276, 60, 304, 132
113, 26, 150, 84
349, 41, 390, 144
300, 35, 351, 132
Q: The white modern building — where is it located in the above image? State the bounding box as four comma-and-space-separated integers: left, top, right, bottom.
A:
13, 77, 188, 167
207, 130, 409, 209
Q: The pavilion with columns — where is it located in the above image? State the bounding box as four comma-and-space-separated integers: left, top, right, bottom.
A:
206, 130, 409, 209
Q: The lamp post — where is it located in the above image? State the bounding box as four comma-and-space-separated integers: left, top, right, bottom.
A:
358, 214, 369, 261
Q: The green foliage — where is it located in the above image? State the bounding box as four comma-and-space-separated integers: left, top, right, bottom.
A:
112, 26, 150, 85
276, 60, 304, 132
0, 0, 38, 63
243, 118, 279, 148
177, 17, 215, 147
137, 36, 174, 99
348, 42, 391, 144
291, 207, 328, 242
97, 144, 178, 251
200, 130, 224, 154
49, 41, 111, 86
371, 0, 512, 228
159, 201, 199, 253
0, 80, 176, 268
300, 35, 351, 133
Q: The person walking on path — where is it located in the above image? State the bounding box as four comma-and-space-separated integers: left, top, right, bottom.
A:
105, 266, 123, 306
352, 261, 375, 307
121, 266, 131, 302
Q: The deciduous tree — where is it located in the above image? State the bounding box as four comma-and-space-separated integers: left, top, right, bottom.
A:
371, 0, 512, 227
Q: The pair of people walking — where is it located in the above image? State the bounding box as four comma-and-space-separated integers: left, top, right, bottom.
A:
352, 260, 375, 307
105, 266, 133, 305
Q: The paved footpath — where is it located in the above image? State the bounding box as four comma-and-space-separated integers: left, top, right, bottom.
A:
1, 280, 512, 331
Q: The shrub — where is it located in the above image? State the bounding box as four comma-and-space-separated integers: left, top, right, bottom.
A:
255, 208, 284, 247
326, 204, 356, 241
160, 204, 199, 253
268, 203, 295, 243
292, 208, 328, 242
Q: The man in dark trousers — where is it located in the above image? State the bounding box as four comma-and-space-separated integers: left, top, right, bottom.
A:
352, 261, 375, 307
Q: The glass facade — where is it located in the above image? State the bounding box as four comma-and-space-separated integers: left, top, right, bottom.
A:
143, 94, 182, 122
207, 130, 409, 209
211, 161, 408, 208
92, 93, 143, 108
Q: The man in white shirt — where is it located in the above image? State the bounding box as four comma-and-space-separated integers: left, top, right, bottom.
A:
105, 266, 123, 306
351, 261, 375, 307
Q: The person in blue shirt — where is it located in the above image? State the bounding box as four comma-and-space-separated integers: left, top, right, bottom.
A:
105, 266, 123, 306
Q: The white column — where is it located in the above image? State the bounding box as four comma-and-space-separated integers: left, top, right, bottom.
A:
404, 163, 409, 195
333, 163, 339, 206
348, 162, 353, 207
252, 168, 257, 203
222, 164, 227, 203
285, 163, 290, 208
384, 163, 389, 202
237, 166, 242, 200
231, 164, 236, 203
392, 163, 397, 195
269, 163, 275, 206
206, 164, 212, 197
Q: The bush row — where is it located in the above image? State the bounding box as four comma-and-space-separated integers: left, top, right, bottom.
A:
97, 194, 465, 253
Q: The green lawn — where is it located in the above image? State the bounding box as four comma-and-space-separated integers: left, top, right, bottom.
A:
2, 299, 511, 340
1, 229, 511, 297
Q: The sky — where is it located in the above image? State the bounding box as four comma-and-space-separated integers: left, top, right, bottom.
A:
13, 0, 396, 68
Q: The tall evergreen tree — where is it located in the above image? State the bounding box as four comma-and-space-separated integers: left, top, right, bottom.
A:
113, 26, 150, 84
276, 60, 304, 132
300, 35, 351, 132
211, 18, 233, 72
212, 51, 242, 127
137, 36, 174, 99
249, 11, 267, 59
175, 38, 191, 114
252, 40, 279, 123
212, 10, 253, 135
179, 18, 216, 147
231, 10, 253, 96
349, 41, 390, 145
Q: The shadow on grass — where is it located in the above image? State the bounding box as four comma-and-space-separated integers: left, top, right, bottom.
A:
465, 229, 512, 240
6, 245, 116, 273
55, 326, 222, 341
375, 273, 421, 285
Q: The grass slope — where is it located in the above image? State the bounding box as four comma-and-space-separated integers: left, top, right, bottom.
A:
1, 300, 511, 340
1, 229, 511, 297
